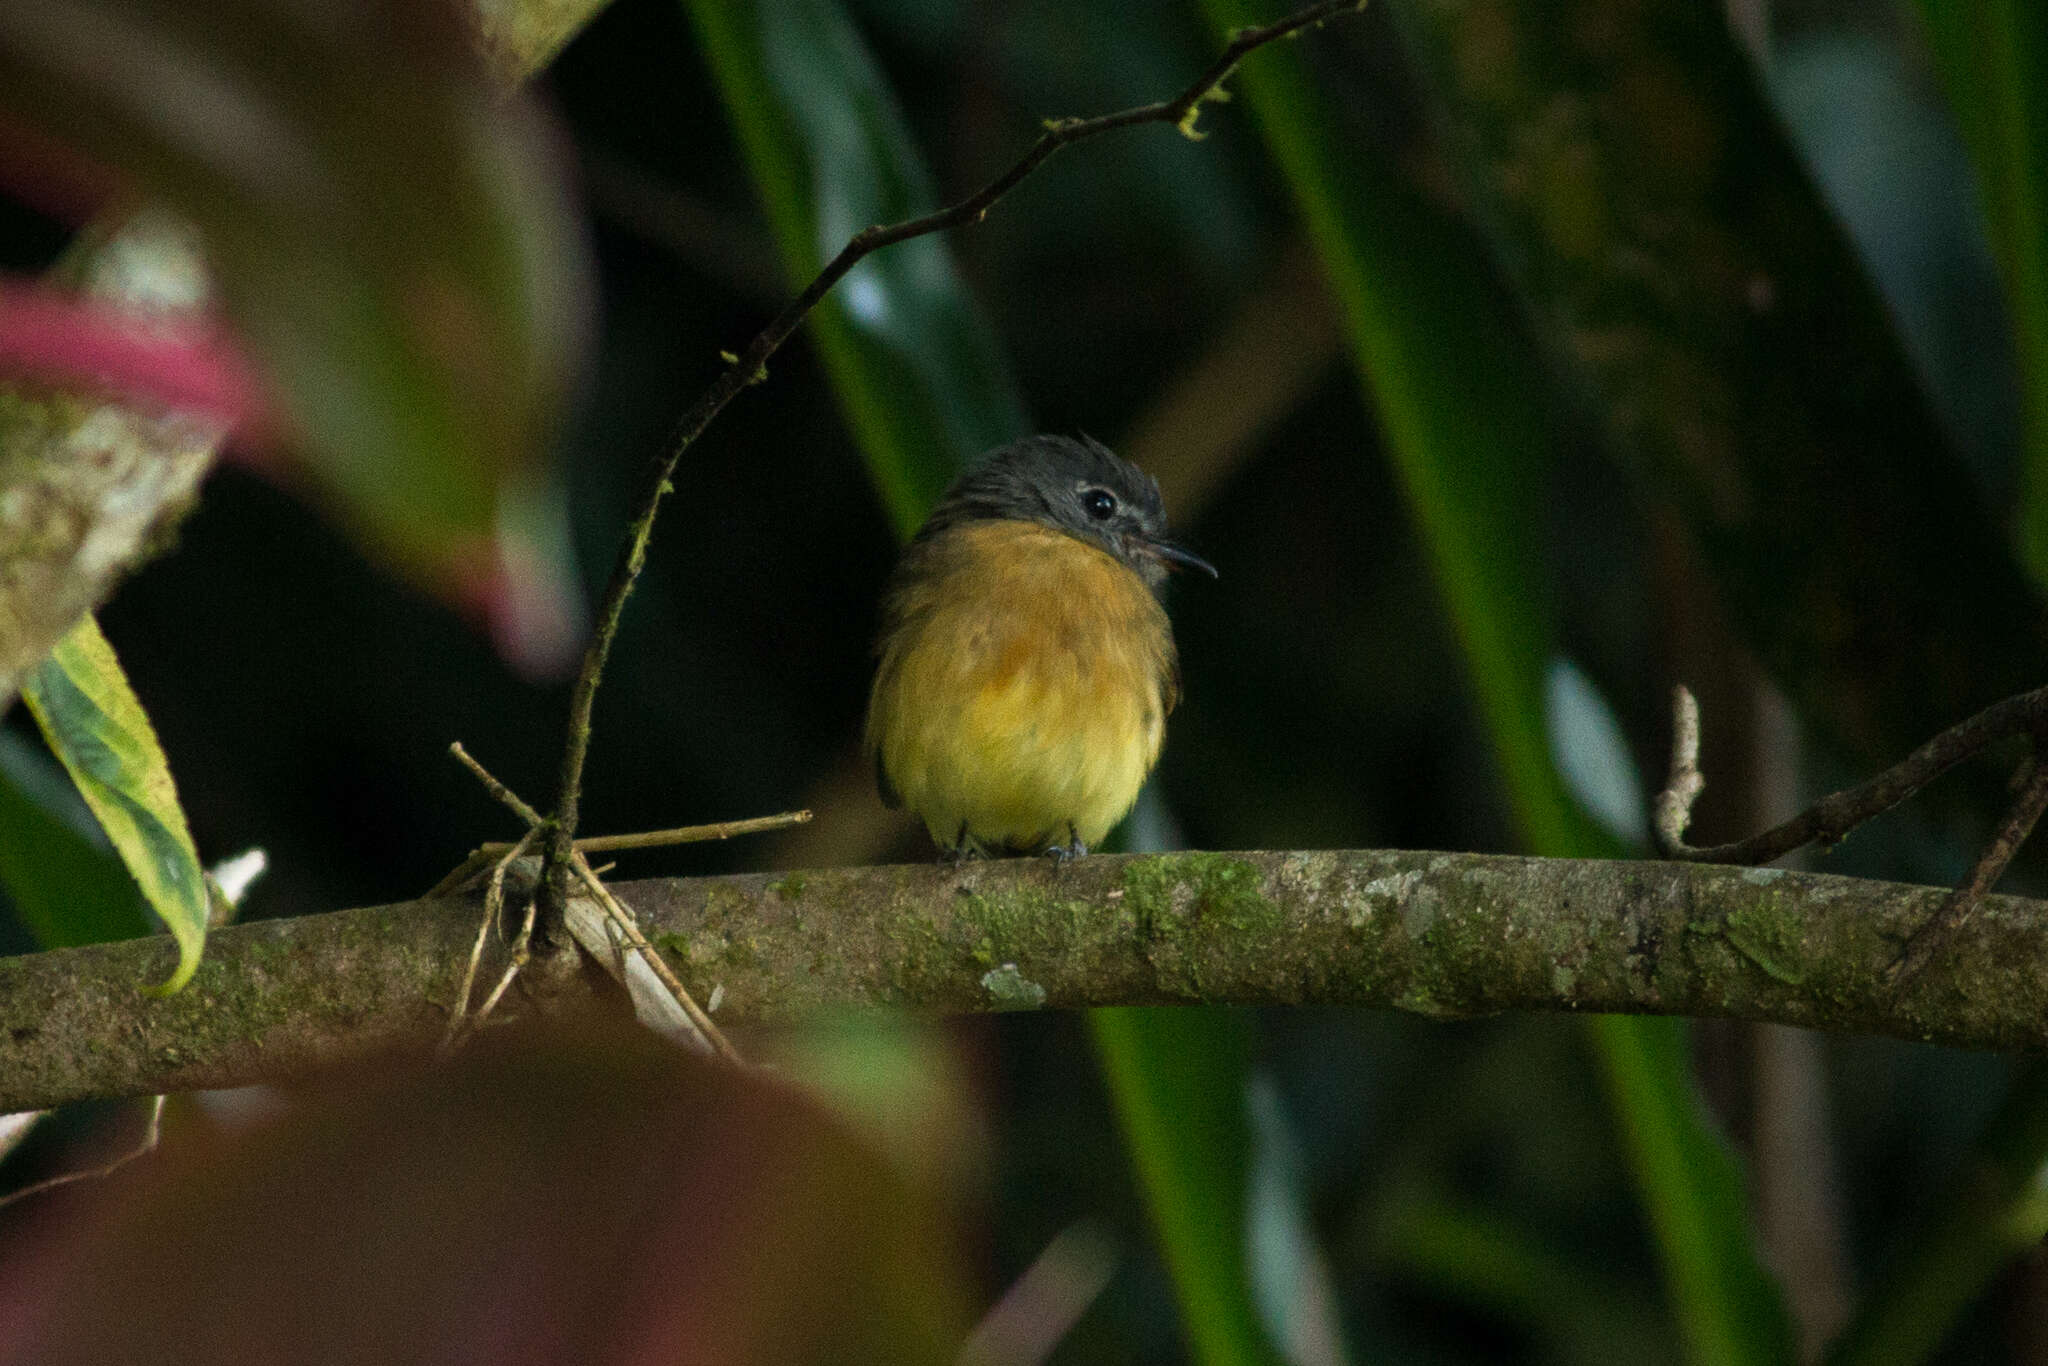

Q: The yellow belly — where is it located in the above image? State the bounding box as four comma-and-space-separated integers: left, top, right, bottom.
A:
865, 521, 1178, 855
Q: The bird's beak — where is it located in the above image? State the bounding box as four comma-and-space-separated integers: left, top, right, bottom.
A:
1145, 539, 1219, 579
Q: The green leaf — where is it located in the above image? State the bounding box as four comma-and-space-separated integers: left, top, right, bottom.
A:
1906, 2, 2048, 591
0, 0, 590, 651
1198, 2, 1794, 1361
1590, 1016, 1796, 1366
1092, 1007, 1283, 1366
0, 730, 152, 948
679, 0, 1028, 535
19, 615, 208, 993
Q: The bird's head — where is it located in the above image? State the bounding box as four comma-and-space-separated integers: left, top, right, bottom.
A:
921, 433, 1218, 589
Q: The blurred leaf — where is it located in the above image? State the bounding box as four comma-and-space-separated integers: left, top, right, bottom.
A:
1825, 1063, 2048, 1366
1375, 1189, 1678, 1363
0, 729, 152, 948
1092, 1007, 1283, 1366
1386, 0, 2048, 768
1197, 2, 1793, 1361
1767, 32, 2019, 491
1245, 1074, 1349, 1366
0, 0, 591, 665
0, 212, 220, 709
679, 0, 1028, 535
1905, 2, 2048, 589
1545, 657, 1649, 850
0, 1019, 971, 1365
0, 277, 256, 423
757, 1010, 985, 1197
18, 614, 206, 992
1591, 1015, 1796, 1366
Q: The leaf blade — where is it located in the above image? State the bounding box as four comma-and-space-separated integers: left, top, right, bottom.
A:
19, 615, 207, 992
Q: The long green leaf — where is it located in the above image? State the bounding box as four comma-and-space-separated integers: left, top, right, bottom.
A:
1907, 2, 2048, 590
1198, 3, 1794, 1362
679, 0, 1027, 535
1590, 1015, 1794, 1366
19, 615, 207, 992
1092, 1007, 1282, 1366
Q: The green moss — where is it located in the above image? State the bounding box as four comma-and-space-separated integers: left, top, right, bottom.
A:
948, 884, 1093, 958
768, 872, 808, 901
653, 931, 693, 960
1119, 852, 1277, 939
700, 882, 754, 929
1720, 901, 1808, 986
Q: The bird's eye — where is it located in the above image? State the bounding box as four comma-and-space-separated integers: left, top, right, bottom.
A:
1082, 487, 1118, 520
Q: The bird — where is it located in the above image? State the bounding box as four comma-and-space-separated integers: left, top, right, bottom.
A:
864, 433, 1216, 861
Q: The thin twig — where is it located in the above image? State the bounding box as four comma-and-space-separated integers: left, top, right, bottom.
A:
543, 0, 1372, 887
478, 811, 811, 858
442, 745, 741, 1058
428, 813, 811, 899
439, 826, 536, 1054
569, 852, 740, 1062
450, 742, 544, 828
1891, 743, 2048, 985
0, 1095, 164, 1211
1654, 682, 2048, 864
467, 887, 540, 1031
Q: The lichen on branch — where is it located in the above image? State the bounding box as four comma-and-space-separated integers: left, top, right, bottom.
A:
0, 849, 2037, 1113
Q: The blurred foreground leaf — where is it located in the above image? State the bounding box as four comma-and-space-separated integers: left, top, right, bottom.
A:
0, 212, 220, 708
0, 1019, 970, 1364
0, 0, 592, 665
18, 614, 205, 991
1200, 2, 1793, 1360
1906, 2, 2048, 589
680, 0, 1027, 534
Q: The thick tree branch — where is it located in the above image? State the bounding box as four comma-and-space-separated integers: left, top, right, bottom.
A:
3, 849, 2044, 1113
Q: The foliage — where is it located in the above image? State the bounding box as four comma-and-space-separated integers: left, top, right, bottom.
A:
1, 0, 2046, 1362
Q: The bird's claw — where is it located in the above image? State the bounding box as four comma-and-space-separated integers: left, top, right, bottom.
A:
1042, 825, 1087, 866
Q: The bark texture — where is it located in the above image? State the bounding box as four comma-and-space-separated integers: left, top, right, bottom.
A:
1, 850, 2042, 1112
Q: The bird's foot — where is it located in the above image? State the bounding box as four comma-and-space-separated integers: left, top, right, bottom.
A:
940, 823, 986, 865
1042, 825, 1087, 866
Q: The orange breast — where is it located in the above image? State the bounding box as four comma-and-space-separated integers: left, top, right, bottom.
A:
865, 521, 1178, 854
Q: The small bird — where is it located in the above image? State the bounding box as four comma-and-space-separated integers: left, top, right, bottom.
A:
864, 434, 1216, 861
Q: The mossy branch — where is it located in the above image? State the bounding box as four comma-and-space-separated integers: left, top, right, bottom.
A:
1, 849, 2042, 1112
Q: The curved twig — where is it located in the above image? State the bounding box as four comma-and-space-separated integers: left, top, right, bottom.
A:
1654, 683, 2048, 865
